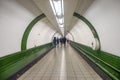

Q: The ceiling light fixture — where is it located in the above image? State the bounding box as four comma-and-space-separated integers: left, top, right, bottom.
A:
49, 0, 64, 35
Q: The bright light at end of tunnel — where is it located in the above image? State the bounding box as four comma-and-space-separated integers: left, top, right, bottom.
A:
49, 0, 64, 35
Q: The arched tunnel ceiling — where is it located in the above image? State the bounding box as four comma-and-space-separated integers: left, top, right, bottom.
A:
32, 0, 94, 35
21, 0, 97, 50
41, 17, 58, 31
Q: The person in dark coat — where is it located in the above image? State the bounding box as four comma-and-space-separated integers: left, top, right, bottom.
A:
63, 37, 66, 46
57, 37, 59, 47
60, 37, 63, 46
53, 37, 57, 48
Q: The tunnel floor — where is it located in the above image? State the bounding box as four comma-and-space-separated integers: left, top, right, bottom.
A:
18, 44, 102, 80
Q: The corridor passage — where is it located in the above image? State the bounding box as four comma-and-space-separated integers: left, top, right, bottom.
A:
18, 44, 102, 80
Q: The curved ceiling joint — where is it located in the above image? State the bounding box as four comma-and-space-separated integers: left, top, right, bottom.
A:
73, 12, 101, 51
21, 13, 46, 51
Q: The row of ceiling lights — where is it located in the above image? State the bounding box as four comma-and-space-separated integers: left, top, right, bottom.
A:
49, 0, 64, 36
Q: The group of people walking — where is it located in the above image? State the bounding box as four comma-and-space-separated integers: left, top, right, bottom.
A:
53, 37, 67, 48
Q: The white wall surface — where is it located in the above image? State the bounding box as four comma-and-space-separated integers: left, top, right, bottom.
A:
0, 0, 49, 57
27, 18, 55, 49
66, 33, 74, 41
68, 19, 95, 48
79, 0, 120, 56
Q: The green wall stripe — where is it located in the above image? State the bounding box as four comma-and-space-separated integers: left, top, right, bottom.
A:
70, 41, 120, 80
0, 43, 53, 80
21, 14, 46, 51
73, 12, 101, 50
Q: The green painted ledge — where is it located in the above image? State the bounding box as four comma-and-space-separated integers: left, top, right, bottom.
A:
0, 43, 53, 80
70, 41, 120, 80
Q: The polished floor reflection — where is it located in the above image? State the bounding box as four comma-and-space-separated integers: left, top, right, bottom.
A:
18, 44, 102, 80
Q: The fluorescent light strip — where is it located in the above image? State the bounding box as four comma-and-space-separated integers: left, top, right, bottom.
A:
49, 0, 64, 35
50, 0, 64, 24
49, 0, 55, 15
53, 1, 62, 16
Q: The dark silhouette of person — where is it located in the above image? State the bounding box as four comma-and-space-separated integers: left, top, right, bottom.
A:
63, 37, 66, 46
57, 37, 59, 46
53, 37, 57, 48
60, 37, 63, 46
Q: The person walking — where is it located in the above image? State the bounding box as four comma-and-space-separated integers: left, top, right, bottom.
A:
60, 37, 63, 47
53, 37, 57, 48
63, 37, 66, 46
57, 37, 59, 47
